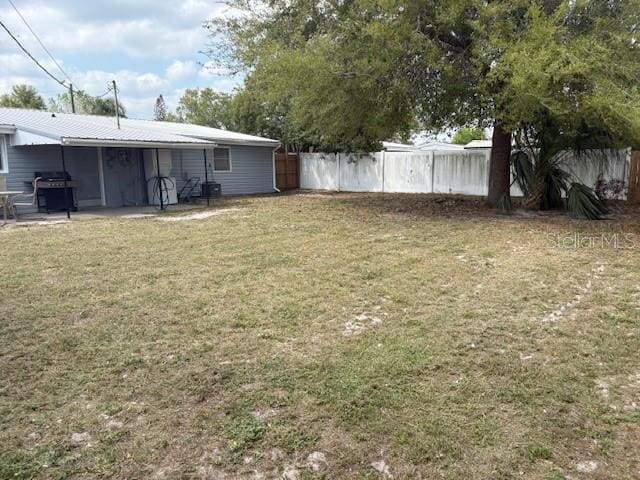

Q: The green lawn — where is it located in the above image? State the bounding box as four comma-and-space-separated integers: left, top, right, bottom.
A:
1, 193, 639, 479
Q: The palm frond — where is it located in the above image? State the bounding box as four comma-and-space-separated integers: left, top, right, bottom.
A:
542, 166, 571, 210
511, 151, 534, 197
567, 183, 608, 220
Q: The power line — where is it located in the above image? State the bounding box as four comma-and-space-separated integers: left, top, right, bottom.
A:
94, 86, 113, 98
6, 0, 74, 84
0, 11, 124, 113
0, 19, 67, 88
0, 18, 117, 106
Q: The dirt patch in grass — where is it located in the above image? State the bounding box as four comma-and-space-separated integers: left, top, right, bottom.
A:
1, 193, 639, 479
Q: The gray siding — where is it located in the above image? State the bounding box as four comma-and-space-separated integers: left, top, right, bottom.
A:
1, 140, 274, 215
171, 144, 274, 197
4, 143, 101, 213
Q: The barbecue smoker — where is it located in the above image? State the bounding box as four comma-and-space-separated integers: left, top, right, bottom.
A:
34, 171, 79, 213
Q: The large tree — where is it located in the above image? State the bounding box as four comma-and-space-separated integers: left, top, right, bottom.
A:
169, 88, 235, 129
0, 84, 46, 110
210, 0, 640, 206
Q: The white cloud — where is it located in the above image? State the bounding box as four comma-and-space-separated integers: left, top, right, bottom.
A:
166, 60, 197, 83
0, 1, 229, 59
0, 1, 243, 118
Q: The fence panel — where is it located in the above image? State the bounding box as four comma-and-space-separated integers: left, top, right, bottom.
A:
383, 152, 433, 193
433, 152, 489, 196
559, 150, 630, 198
300, 153, 338, 190
339, 153, 384, 192
299, 149, 631, 199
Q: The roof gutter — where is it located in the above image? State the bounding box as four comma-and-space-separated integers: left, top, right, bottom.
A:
61, 137, 216, 149
189, 135, 280, 148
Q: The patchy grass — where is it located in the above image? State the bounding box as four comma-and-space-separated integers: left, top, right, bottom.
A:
1, 192, 640, 479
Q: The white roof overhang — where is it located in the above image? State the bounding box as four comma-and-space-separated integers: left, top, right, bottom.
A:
61, 137, 216, 149
10, 126, 216, 149
0, 124, 16, 135
192, 137, 281, 148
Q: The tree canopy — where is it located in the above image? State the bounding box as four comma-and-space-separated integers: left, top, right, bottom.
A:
168, 88, 235, 129
0, 84, 46, 110
452, 127, 487, 145
210, 0, 640, 203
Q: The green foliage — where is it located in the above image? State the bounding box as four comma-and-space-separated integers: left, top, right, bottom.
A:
211, 0, 640, 154
49, 90, 126, 117
0, 84, 46, 110
452, 127, 487, 145
525, 444, 553, 462
567, 183, 608, 220
224, 414, 266, 460
169, 88, 235, 129
512, 151, 535, 198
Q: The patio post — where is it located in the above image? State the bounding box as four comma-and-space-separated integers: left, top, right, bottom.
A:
203, 149, 210, 207
60, 145, 71, 219
155, 148, 164, 211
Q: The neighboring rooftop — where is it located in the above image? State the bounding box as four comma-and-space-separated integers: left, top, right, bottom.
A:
416, 141, 465, 151
0, 108, 280, 149
464, 139, 493, 149
382, 141, 418, 152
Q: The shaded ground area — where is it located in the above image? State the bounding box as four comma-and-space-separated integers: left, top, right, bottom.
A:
1, 192, 639, 479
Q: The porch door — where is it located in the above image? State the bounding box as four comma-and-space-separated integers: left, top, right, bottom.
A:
102, 148, 147, 207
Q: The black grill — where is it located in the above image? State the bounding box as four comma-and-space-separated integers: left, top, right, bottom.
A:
35, 171, 78, 213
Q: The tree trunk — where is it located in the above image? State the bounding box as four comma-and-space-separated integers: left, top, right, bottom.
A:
486, 121, 512, 207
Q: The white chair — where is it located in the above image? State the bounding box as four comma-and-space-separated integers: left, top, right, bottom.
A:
9, 177, 42, 219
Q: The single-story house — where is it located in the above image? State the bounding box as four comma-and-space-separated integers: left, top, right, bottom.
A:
0, 107, 280, 214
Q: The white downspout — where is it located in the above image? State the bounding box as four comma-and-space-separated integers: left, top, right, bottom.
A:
272, 145, 281, 193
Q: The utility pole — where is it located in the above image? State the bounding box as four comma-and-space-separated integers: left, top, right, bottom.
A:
112, 80, 121, 129
69, 83, 76, 113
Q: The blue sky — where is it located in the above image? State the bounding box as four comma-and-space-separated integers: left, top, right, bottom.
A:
0, 0, 240, 118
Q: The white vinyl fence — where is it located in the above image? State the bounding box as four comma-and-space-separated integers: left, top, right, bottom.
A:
300, 149, 631, 198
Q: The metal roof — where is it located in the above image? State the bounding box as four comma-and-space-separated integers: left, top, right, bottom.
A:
416, 141, 465, 151
0, 108, 279, 148
116, 118, 280, 147
464, 140, 493, 149
382, 141, 418, 152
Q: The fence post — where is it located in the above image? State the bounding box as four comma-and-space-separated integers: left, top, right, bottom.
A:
337, 153, 341, 192
430, 151, 435, 193
381, 150, 386, 193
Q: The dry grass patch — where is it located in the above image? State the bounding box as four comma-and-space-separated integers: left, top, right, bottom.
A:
1, 193, 639, 479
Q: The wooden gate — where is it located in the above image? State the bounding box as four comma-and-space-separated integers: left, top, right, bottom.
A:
275, 152, 299, 190
630, 151, 640, 204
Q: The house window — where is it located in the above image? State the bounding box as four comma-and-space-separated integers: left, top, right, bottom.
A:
213, 147, 231, 172
0, 136, 8, 174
